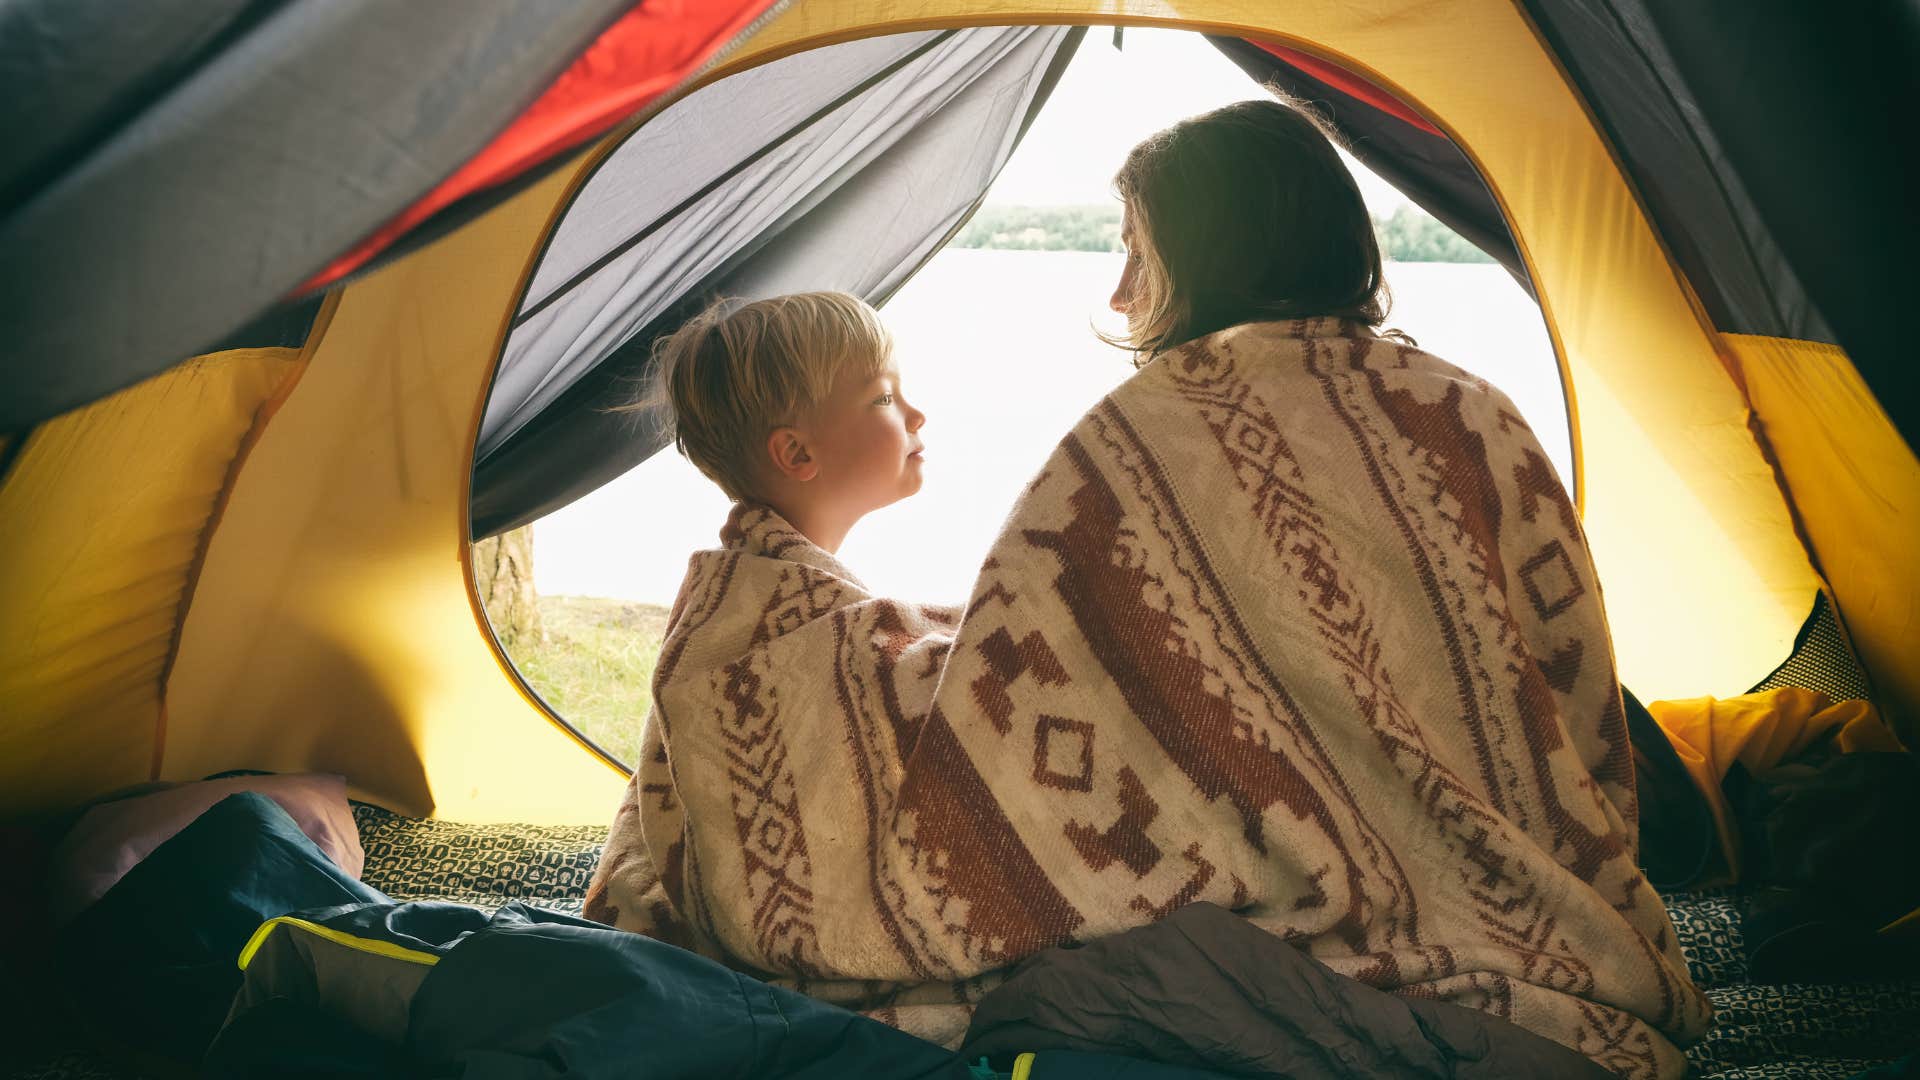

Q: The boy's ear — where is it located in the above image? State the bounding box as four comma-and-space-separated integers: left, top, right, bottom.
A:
766, 426, 818, 482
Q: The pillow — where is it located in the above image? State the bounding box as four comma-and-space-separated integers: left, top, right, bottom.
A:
49, 772, 365, 923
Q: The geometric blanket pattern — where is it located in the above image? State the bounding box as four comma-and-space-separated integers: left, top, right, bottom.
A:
585, 318, 1711, 1077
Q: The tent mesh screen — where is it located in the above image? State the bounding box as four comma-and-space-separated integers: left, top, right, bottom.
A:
1747, 591, 1873, 702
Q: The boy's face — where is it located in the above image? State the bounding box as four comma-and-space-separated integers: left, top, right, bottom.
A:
805, 361, 926, 516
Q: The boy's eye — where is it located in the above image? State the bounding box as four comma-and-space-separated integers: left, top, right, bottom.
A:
873, 393, 894, 406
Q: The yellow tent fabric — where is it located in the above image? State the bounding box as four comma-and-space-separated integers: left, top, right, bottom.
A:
1648, 688, 1901, 879
1727, 334, 1920, 739
159, 166, 625, 824
0, 346, 311, 818
0, 0, 1911, 825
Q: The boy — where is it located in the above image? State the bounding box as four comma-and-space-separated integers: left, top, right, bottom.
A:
635, 290, 926, 554
586, 291, 960, 1035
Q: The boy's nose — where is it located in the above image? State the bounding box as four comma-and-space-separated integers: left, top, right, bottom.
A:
904, 398, 925, 431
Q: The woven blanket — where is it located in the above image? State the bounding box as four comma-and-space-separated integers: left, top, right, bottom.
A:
585, 318, 1710, 1078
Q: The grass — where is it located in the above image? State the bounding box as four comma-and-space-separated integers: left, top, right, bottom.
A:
511, 595, 669, 767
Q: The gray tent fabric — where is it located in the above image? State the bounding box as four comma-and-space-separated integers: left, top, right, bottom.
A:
0, 0, 263, 212
0, 0, 634, 432
1517, 0, 1916, 452
470, 26, 1083, 538
478, 26, 1079, 463
1513, 0, 1833, 347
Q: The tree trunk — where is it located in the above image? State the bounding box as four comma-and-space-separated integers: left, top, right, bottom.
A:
474, 525, 543, 648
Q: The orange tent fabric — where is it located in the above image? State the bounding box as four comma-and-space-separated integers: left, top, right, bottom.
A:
1649, 687, 1902, 878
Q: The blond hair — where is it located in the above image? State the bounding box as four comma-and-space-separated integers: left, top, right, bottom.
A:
619, 291, 892, 501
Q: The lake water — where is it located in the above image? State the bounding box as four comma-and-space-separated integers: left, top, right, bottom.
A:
532, 249, 1566, 607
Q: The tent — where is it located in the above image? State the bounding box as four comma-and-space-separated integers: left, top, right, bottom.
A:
2, 0, 1913, 827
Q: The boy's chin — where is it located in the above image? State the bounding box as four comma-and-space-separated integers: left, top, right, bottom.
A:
859, 478, 923, 516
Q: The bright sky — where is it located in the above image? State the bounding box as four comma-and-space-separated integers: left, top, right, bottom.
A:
986, 28, 1414, 213
531, 26, 1562, 609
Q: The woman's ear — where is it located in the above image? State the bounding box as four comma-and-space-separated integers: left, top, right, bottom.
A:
766, 426, 818, 482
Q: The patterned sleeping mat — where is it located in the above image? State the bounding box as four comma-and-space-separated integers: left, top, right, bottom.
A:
14, 805, 1919, 1079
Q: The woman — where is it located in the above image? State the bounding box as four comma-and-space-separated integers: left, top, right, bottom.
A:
587, 98, 1708, 1079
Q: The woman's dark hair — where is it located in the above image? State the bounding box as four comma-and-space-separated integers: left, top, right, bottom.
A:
1111, 94, 1390, 355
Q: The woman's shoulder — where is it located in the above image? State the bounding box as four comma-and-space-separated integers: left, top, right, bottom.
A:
1121, 318, 1538, 445
1133, 317, 1476, 387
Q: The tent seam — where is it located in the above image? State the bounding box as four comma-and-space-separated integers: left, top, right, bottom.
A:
151, 290, 342, 780
1501, 0, 1744, 396
1583, 0, 1794, 335
1726, 333, 1870, 701
510, 30, 961, 329
0, 431, 29, 491
461, 149, 636, 780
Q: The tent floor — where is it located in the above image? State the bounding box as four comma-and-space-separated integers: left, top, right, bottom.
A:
15, 804, 1919, 1078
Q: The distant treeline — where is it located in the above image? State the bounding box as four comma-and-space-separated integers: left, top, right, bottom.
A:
953, 205, 1124, 253
1372, 205, 1494, 264
951, 204, 1493, 264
